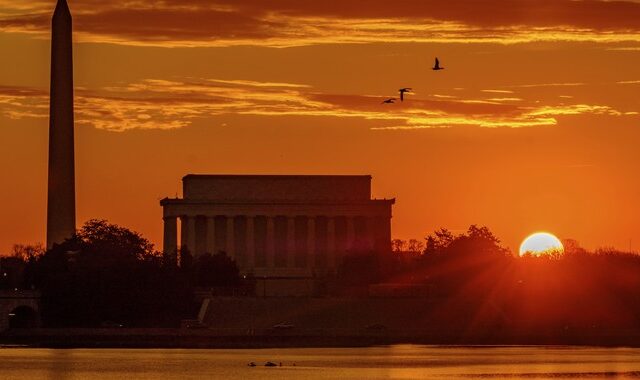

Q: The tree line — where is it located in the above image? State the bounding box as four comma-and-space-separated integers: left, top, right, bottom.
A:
0, 220, 241, 327
2, 221, 639, 332
383, 226, 640, 332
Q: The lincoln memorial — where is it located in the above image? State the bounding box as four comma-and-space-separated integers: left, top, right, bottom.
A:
160, 175, 394, 278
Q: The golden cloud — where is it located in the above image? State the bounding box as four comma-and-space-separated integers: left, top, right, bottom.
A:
0, 78, 631, 132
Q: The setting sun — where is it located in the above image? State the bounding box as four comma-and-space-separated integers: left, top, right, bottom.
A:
519, 232, 564, 257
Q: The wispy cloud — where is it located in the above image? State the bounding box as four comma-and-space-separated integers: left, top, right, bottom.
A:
1, 0, 640, 47
482, 90, 515, 94
606, 47, 640, 51
0, 78, 630, 132
485, 97, 523, 102
525, 104, 622, 117
509, 82, 587, 88
0, 85, 48, 119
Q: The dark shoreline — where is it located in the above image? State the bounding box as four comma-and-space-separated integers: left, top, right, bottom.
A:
2, 328, 640, 349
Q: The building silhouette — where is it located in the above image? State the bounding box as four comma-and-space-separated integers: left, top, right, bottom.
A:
161, 175, 394, 290
47, 0, 76, 248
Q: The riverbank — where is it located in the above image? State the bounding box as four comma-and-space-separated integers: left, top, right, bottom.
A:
2, 328, 640, 348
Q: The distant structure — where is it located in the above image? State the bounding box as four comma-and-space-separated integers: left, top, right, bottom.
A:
47, 0, 76, 248
0, 290, 40, 331
161, 175, 394, 278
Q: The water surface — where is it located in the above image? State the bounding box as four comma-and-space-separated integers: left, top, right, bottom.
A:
1, 346, 639, 379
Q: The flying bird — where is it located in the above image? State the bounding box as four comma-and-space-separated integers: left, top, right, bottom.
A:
432, 57, 444, 71
381, 98, 396, 104
398, 88, 412, 101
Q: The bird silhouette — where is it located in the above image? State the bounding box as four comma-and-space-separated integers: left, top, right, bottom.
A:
398, 88, 412, 101
381, 98, 396, 104
432, 57, 444, 70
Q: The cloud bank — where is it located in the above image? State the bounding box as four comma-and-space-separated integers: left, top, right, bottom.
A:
0, 78, 630, 131
1, 0, 640, 46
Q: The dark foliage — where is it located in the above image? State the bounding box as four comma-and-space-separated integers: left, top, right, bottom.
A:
388, 226, 640, 332
186, 251, 241, 288
20, 219, 240, 327
338, 250, 382, 287
1, 244, 44, 290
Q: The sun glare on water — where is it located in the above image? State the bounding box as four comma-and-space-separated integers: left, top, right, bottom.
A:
519, 232, 564, 257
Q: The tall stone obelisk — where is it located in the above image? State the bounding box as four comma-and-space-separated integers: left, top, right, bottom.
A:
47, 0, 76, 248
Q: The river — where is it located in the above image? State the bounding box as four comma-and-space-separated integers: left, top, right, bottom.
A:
1, 346, 639, 379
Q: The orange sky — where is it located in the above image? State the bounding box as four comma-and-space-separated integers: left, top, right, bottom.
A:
1, 0, 639, 254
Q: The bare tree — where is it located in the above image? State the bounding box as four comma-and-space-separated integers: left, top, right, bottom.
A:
391, 239, 407, 253
11, 244, 45, 262
407, 239, 424, 254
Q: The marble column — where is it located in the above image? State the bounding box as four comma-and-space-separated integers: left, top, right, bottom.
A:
327, 217, 336, 269
180, 216, 189, 251
186, 216, 197, 256
206, 216, 216, 254
365, 217, 375, 250
307, 216, 316, 269
163, 216, 178, 265
246, 216, 255, 268
226, 216, 235, 259
346, 216, 355, 253
266, 217, 275, 268
286, 216, 296, 268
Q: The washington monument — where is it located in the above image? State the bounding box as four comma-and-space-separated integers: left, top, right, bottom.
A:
47, 0, 76, 248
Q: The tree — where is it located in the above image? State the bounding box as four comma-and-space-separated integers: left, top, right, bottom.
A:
0, 256, 26, 290
417, 225, 512, 295
391, 239, 407, 253
407, 239, 424, 254
460, 225, 511, 257
424, 228, 455, 255
562, 238, 587, 256
191, 252, 240, 288
75, 219, 158, 262
337, 250, 382, 294
423, 225, 510, 257
11, 244, 45, 262
0, 244, 44, 290
28, 219, 190, 327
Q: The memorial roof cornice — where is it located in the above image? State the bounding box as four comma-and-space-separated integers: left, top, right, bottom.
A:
182, 174, 372, 180
160, 198, 395, 205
